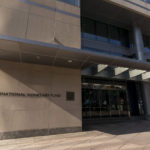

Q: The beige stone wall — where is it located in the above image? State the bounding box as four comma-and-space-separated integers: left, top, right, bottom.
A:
0, 60, 82, 132
106, 0, 150, 18
0, 0, 81, 48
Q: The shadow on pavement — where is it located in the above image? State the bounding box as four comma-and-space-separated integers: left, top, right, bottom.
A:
83, 119, 150, 135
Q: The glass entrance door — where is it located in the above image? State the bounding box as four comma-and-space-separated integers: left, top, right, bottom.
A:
82, 83, 130, 119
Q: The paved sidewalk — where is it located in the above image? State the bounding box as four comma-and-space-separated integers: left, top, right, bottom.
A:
0, 120, 150, 150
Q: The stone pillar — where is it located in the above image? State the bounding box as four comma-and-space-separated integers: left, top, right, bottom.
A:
133, 26, 145, 61
142, 82, 150, 119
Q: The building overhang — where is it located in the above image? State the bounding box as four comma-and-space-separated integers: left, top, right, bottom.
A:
105, 0, 150, 19
81, 0, 150, 35
0, 35, 150, 72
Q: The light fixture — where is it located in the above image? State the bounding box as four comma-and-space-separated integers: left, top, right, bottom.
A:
68, 60, 72, 63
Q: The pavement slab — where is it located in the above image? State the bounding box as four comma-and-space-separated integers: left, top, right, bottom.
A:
0, 120, 150, 150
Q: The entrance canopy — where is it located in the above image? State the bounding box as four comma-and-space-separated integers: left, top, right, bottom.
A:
0, 35, 150, 81
92, 64, 150, 81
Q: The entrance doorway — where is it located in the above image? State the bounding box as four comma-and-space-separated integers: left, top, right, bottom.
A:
82, 76, 145, 121
82, 83, 130, 119
82, 76, 145, 131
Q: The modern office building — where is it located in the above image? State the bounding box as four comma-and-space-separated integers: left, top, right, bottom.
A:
0, 0, 150, 139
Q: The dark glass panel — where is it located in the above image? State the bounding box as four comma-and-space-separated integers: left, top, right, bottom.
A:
81, 17, 130, 48
96, 22, 109, 42
109, 26, 121, 46
81, 18, 96, 40
120, 29, 130, 47
143, 35, 150, 52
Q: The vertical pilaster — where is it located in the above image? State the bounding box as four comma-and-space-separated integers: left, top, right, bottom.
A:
133, 26, 145, 61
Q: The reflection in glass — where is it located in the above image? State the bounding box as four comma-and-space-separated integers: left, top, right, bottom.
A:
81, 17, 130, 48
82, 83, 130, 119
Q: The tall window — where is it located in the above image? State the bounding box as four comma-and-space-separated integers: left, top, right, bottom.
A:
109, 26, 121, 46
120, 29, 130, 47
81, 17, 130, 48
96, 22, 108, 42
143, 35, 150, 52
82, 18, 96, 40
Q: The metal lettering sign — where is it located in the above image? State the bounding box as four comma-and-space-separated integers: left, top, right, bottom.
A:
0, 92, 61, 97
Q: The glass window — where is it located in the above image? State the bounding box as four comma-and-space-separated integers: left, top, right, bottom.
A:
143, 35, 149, 47
96, 22, 109, 42
81, 17, 130, 48
143, 35, 150, 52
81, 18, 96, 40
120, 29, 130, 48
59, 0, 80, 6
109, 26, 121, 46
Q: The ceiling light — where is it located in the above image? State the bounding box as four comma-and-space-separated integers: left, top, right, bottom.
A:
68, 60, 72, 63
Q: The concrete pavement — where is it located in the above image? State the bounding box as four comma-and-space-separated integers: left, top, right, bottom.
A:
0, 120, 150, 150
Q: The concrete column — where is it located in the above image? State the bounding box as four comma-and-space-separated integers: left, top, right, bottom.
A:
133, 26, 145, 61
142, 82, 150, 119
